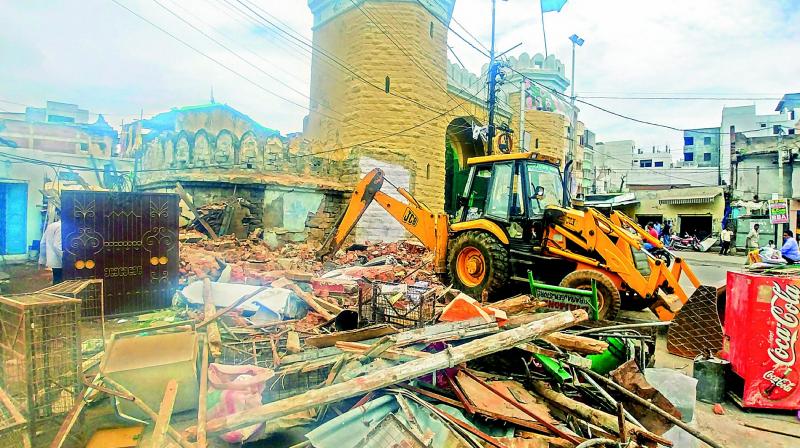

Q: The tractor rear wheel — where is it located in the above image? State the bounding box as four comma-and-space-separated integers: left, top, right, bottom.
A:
447, 231, 509, 299
559, 270, 621, 320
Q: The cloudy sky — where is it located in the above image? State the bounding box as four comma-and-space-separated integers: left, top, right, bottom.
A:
1, 0, 798, 150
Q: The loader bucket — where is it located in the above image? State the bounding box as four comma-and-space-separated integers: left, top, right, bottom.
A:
666, 284, 726, 359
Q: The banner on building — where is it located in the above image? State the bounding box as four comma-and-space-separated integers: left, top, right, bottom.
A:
769, 199, 789, 224
523, 79, 571, 117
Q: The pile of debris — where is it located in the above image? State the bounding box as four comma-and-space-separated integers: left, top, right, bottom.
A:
11, 243, 725, 448
191, 198, 263, 238
179, 234, 433, 287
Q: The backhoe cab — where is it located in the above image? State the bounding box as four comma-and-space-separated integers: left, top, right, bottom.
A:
318, 152, 708, 321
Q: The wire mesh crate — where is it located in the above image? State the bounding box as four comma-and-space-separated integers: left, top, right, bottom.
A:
366, 281, 436, 330
38, 279, 104, 319
0, 387, 30, 448
265, 365, 332, 402
0, 293, 82, 446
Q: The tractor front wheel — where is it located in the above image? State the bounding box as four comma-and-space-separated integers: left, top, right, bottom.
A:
559, 270, 621, 320
447, 231, 509, 299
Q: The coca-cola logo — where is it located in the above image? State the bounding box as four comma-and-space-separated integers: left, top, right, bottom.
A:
760, 282, 800, 400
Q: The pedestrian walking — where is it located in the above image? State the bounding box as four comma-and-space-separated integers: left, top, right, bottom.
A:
38, 210, 63, 285
719, 226, 733, 255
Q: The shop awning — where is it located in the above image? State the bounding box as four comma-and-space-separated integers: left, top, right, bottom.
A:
659, 193, 719, 205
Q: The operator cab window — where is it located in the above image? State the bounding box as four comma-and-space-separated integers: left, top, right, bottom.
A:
527, 162, 563, 215
485, 162, 513, 221
465, 166, 491, 220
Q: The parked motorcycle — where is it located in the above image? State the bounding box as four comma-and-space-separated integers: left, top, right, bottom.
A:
667, 234, 702, 251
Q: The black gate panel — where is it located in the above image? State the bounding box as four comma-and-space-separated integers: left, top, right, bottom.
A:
61, 191, 179, 315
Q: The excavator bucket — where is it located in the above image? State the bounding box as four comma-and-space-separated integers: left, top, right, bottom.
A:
666, 284, 726, 359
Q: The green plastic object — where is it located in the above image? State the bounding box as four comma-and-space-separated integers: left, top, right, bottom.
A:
586, 337, 627, 375
533, 353, 572, 383
528, 271, 599, 320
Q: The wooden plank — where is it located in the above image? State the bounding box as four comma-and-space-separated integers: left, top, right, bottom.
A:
202, 279, 222, 358
101, 377, 193, 448
200, 310, 587, 435
281, 280, 338, 321
176, 182, 218, 239
305, 324, 398, 348
150, 380, 179, 448
197, 336, 210, 448
540, 333, 608, 355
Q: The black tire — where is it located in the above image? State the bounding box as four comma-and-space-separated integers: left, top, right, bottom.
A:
447, 231, 510, 299
559, 270, 621, 320
652, 249, 672, 266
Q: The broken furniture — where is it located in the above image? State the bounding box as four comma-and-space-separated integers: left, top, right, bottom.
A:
100, 331, 199, 421
0, 292, 82, 446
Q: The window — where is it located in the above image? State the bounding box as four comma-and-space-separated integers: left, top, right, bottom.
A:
535, 138, 539, 149
789, 129, 796, 135
684, 152, 694, 162
703, 136, 712, 145
426, 163, 430, 179
466, 167, 491, 219
485, 162, 514, 221
527, 162, 564, 215
79, 143, 89, 152
385, 76, 390, 93
684, 136, 694, 146
791, 110, 796, 120
654, 161, 664, 167
429, 22, 434, 38
639, 159, 652, 168
774, 125, 782, 135
703, 153, 712, 161
760, 123, 767, 128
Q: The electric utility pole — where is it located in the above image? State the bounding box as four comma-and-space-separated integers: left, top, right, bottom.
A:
486, 0, 497, 154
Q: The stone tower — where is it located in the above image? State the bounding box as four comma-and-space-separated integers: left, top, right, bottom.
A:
305, 0, 456, 213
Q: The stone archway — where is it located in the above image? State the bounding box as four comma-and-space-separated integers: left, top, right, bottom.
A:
445, 117, 485, 215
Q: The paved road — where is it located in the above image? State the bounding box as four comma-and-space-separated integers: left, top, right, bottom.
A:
673, 250, 745, 290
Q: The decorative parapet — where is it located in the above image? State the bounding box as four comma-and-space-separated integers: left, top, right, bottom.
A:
308, 0, 456, 28
136, 128, 361, 189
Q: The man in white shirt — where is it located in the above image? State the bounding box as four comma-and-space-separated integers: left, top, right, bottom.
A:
746, 224, 760, 250
38, 212, 63, 284
719, 225, 733, 255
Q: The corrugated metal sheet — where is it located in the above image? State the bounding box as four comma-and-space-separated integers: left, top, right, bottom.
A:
60, 191, 179, 315
659, 194, 719, 205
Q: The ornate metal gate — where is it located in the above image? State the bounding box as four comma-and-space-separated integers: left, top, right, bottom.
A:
61, 191, 179, 315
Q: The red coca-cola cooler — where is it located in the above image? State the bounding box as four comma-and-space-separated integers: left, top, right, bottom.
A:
723, 271, 800, 409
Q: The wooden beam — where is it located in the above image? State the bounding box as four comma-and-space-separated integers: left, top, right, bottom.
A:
176, 181, 218, 239
282, 280, 339, 321
203, 278, 222, 358
197, 336, 210, 448
540, 332, 609, 354
200, 310, 587, 435
150, 380, 179, 448
101, 377, 193, 448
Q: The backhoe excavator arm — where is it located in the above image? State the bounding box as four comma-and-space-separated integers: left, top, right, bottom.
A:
317, 168, 449, 271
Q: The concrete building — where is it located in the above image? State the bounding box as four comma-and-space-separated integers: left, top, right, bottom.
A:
581, 129, 596, 195
0, 101, 117, 157
0, 146, 133, 258
594, 140, 635, 193
683, 127, 721, 171
720, 104, 797, 186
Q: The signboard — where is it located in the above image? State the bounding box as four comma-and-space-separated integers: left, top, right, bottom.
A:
769, 199, 789, 225
725, 272, 800, 409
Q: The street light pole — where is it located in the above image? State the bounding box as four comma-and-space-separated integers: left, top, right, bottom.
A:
487, 0, 497, 155
568, 34, 583, 162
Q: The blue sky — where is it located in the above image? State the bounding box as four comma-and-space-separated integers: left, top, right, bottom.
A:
1, 0, 798, 150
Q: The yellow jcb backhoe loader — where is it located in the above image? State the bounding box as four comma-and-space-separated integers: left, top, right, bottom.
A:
318, 152, 712, 321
